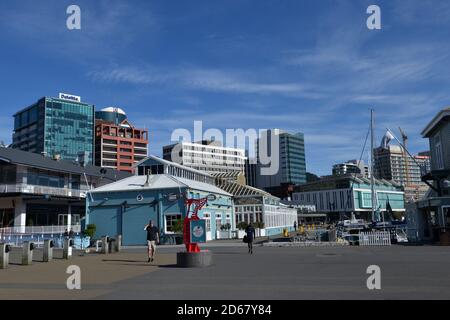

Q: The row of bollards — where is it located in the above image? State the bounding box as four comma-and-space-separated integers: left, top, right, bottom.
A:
1, 234, 122, 269
0, 239, 72, 269
100, 235, 122, 254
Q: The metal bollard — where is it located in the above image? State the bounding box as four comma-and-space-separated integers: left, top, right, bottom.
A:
0, 243, 11, 269
63, 239, 73, 259
101, 236, 109, 254
108, 238, 116, 254
22, 241, 34, 265
115, 235, 122, 252
43, 239, 54, 262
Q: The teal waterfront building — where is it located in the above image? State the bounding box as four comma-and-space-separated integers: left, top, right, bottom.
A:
293, 174, 405, 222
12, 94, 95, 164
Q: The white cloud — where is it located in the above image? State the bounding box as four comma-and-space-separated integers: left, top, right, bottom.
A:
88, 65, 326, 99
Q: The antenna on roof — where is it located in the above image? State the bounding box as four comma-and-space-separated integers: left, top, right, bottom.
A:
144, 169, 151, 187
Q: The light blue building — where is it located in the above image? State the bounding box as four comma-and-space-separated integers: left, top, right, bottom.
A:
86, 156, 233, 245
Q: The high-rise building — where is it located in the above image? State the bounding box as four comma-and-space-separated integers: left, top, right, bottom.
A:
333, 160, 370, 178
374, 145, 430, 201
244, 156, 258, 188
12, 94, 95, 164
94, 107, 148, 173
162, 140, 247, 175
256, 129, 306, 191
374, 145, 430, 186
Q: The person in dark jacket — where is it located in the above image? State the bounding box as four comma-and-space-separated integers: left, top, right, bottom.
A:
144, 220, 159, 262
245, 223, 256, 254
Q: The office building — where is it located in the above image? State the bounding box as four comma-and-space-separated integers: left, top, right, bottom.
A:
255, 129, 306, 194
0, 146, 130, 231
333, 160, 370, 178
12, 93, 95, 165
162, 140, 246, 174
244, 157, 258, 187
94, 107, 148, 173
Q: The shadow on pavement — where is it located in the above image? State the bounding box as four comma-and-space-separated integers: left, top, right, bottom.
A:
158, 264, 182, 268
102, 259, 146, 263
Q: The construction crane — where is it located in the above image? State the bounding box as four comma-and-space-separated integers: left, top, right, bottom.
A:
398, 127, 410, 187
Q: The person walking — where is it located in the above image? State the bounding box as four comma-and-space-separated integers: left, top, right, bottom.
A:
294, 221, 297, 232
245, 223, 256, 254
144, 220, 159, 262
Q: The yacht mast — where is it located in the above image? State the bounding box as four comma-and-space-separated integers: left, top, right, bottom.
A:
370, 109, 375, 222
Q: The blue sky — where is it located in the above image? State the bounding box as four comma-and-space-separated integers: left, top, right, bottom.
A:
1, 0, 450, 176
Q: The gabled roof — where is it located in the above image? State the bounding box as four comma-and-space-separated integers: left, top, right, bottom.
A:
211, 171, 242, 179
0, 147, 130, 181
217, 181, 277, 199
133, 155, 213, 177
421, 107, 450, 137
91, 174, 232, 196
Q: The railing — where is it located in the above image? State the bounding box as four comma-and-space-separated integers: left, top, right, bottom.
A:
0, 184, 85, 198
359, 231, 391, 246
0, 234, 89, 249
0, 225, 81, 235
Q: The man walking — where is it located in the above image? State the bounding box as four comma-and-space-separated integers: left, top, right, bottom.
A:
144, 220, 159, 262
245, 223, 256, 254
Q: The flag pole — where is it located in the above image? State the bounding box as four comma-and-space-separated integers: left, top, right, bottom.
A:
371, 109, 376, 223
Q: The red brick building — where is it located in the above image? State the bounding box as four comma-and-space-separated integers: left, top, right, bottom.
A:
95, 107, 148, 173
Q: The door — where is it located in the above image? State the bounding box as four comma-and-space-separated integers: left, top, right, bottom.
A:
122, 205, 158, 245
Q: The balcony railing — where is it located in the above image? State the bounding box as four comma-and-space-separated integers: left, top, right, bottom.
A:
0, 184, 85, 198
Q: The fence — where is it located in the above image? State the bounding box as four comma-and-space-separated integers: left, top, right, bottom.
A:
359, 231, 391, 246
0, 225, 81, 235
0, 225, 84, 248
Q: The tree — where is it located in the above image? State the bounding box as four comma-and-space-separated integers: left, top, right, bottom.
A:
172, 219, 184, 234
306, 172, 321, 182
84, 224, 96, 238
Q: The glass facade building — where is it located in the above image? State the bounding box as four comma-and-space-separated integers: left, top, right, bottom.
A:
279, 132, 307, 185
12, 97, 95, 164
256, 129, 307, 190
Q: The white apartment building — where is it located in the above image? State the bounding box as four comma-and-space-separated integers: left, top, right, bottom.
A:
163, 140, 247, 174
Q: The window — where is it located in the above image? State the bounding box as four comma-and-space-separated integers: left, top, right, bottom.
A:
203, 213, 211, 231
434, 134, 444, 169
165, 214, 182, 233
361, 192, 372, 208
216, 213, 222, 230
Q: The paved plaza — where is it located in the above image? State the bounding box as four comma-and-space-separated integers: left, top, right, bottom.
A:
1, 243, 450, 300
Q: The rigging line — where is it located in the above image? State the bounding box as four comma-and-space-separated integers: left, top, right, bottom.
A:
342, 122, 371, 215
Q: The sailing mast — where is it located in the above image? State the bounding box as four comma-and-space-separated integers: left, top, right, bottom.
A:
370, 109, 376, 222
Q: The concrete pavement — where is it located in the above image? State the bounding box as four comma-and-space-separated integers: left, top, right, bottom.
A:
1, 243, 450, 299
